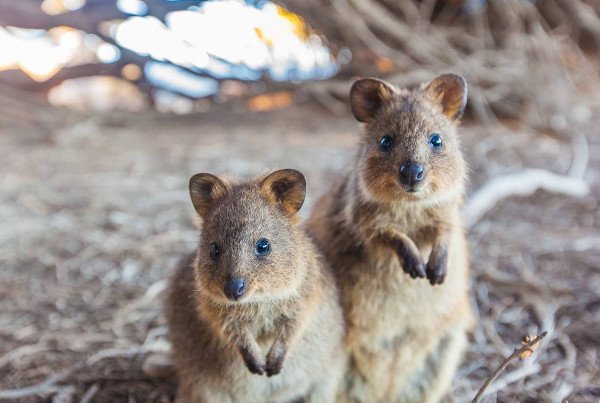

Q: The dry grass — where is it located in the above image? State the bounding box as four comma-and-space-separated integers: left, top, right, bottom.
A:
0, 96, 598, 401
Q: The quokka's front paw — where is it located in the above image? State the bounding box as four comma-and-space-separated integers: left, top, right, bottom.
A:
244, 357, 266, 375
265, 345, 286, 377
265, 357, 283, 377
426, 252, 447, 285
240, 348, 266, 376
400, 251, 426, 279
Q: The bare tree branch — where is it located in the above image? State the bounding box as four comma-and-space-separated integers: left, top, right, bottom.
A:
464, 169, 589, 228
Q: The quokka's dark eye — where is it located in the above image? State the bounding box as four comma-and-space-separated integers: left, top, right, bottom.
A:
209, 242, 220, 258
255, 238, 271, 256
429, 133, 443, 150
379, 135, 392, 152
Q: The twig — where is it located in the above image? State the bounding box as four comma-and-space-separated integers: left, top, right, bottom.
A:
472, 331, 548, 403
567, 130, 589, 179
79, 383, 100, 403
52, 385, 76, 403
0, 343, 52, 369
86, 346, 145, 366
481, 361, 541, 396
0, 372, 68, 400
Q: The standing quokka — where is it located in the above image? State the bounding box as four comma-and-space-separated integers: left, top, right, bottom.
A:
307, 74, 473, 403
166, 169, 346, 403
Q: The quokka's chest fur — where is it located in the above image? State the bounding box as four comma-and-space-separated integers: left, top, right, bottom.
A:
203, 296, 291, 328
348, 191, 449, 247
376, 203, 441, 243
198, 290, 307, 347
347, 230, 468, 329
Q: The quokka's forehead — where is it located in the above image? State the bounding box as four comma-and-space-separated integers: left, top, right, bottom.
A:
394, 94, 422, 111
386, 95, 436, 117
372, 97, 448, 132
209, 201, 269, 230
202, 190, 290, 240
372, 108, 431, 133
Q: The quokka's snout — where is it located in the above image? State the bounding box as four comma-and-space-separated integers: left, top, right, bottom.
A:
399, 160, 426, 190
223, 276, 246, 301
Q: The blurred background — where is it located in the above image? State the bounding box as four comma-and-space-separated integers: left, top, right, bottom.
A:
0, 0, 598, 401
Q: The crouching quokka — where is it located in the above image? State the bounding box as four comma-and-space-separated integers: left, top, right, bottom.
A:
307, 74, 473, 402
166, 169, 346, 403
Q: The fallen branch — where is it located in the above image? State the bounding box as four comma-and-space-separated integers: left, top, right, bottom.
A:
464, 169, 589, 228
472, 331, 548, 403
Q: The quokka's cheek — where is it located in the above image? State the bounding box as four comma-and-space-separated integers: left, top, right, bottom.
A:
364, 154, 392, 179
368, 174, 404, 202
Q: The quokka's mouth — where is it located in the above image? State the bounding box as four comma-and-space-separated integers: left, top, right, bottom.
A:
221, 289, 252, 303
216, 291, 252, 305
394, 175, 427, 196
400, 183, 426, 194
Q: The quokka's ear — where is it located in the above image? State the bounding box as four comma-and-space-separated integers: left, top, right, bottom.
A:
260, 169, 306, 216
424, 73, 467, 121
189, 173, 230, 218
350, 78, 396, 123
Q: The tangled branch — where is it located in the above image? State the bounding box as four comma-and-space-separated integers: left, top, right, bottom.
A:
305, 0, 599, 128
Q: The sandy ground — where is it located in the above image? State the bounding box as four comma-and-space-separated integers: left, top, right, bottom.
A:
0, 103, 598, 402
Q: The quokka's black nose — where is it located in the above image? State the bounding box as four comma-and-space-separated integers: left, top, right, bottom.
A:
224, 278, 246, 301
399, 161, 426, 188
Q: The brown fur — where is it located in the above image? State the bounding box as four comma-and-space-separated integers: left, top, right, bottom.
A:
307, 75, 473, 402
167, 170, 346, 403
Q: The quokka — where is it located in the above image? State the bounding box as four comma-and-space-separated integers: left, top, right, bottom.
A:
307, 74, 473, 403
166, 169, 346, 403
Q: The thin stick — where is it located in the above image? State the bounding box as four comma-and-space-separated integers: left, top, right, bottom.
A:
472, 331, 548, 403
79, 383, 100, 403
